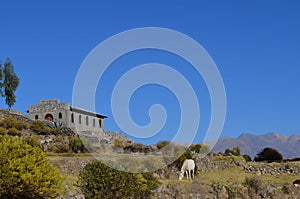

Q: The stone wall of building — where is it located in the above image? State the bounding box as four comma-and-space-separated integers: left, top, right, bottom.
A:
28, 99, 105, 133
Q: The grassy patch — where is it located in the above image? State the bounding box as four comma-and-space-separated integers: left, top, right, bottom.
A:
196, 166, 300, 187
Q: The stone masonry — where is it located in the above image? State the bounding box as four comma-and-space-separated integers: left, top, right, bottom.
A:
28, 99, 106, 133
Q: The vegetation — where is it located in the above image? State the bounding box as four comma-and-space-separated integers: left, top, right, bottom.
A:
77, 161, 160, 199
244, 176, 263, 195
43, 120, 74, 136
0, 59, 20, 109
225, 146, 241, 156
69, 136, 88, 153
0, 116, 28, 130
30, 120, 52, 134
224, 146, 252, 162
254, 147, 283, 162
25, 135, 43, 149
0, 127, 7, 135
242, 154, 252, 162
189, 143, 210, 154
156, 140, 170, 149
0, 135, 63, 198
7, 126, 22, 136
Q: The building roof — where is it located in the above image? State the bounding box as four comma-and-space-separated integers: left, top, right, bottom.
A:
69, 106, 107, 119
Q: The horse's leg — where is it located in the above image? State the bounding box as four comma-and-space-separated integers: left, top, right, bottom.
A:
191, 169, 194, 180
185, 171, 188, 180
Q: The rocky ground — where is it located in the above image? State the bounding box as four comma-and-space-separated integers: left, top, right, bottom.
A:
49, 153, 300, 199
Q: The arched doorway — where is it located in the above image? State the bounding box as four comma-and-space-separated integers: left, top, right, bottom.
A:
44, 113, 54, 121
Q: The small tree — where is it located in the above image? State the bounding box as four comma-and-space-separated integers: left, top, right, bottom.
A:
225, 146, 241, 156
0, 136, 63, 198
242, 154, 252, 162
254, 147, 283, 162
189, 143, 210, 154
0, 59, 20, 109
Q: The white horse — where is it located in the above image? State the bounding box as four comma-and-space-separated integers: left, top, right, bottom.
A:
179, 159, 195, 181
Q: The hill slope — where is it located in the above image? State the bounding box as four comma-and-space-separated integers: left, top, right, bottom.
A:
211, 132, 300, 159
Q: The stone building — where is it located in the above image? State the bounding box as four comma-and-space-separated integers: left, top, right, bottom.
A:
28, 99, 106, 132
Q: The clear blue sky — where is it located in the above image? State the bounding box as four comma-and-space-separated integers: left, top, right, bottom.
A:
1, 1, 300, 145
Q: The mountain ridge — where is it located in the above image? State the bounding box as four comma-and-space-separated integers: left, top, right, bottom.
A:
211, 132, 300, 159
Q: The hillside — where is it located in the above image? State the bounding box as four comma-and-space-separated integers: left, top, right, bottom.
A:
211, 132, 300, 159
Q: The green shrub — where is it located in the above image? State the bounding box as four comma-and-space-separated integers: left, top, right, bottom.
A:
0, 116, 17, 129
242, 154, 252, 162
69, 136, 87, 153
124, 143, 152, 153
48, 144, 70, 153
0, 127, 7, 135
0, 116, 29, 130
7, 127, 22, 136
0, 135, 63, 198
30, 120, 52, 135
254, 147, 283, 162
15, 120, 29, 130
113, 138, 125, 148
77, 161, 160, 199
189, 143, 210, 154
25, 136, 43, 150
57, 144, 70, 153
225, 146, 241, 156
156, 140, 170, 149
53, 136, 66, 143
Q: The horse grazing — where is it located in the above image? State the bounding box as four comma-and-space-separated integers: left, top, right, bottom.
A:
179, 159, 195, 181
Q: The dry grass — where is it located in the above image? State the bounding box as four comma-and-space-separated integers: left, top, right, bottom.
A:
196, 165, 300, 187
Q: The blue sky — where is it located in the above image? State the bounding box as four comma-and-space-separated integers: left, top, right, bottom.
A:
1, 1, 300, 145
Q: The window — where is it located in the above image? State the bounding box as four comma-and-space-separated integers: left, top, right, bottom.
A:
35, 115, 38, 120
79, 115, 82, 124
99, 119, 102, 128
86, 116, 89, 125
71, 113, 74, 123
59, 112, 62, 119
93, 119, 95, 127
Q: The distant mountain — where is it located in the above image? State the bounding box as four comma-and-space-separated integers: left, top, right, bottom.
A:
211, 132, 300, 159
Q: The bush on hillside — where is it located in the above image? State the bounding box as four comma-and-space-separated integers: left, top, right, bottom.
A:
7, 127, 22, 136
189, 143, 210, 154
30, 120, 52, 135
48, 144, 70, 153
0, 116, 16, 129
156, 140, 170, 149
244, 176, 263, 195
0, 116, 28, 130
254, 147, 283, 162
77, 161, 160, 199
0, 135, 63, 198
225, 146, 241, 156
242, 154, 252, 162
25, 136, 43, 150
69, 136, 88, 153
0, 127, 7, 135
